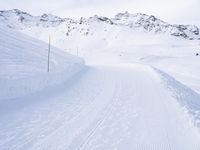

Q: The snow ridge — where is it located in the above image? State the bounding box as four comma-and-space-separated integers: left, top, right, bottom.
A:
154, 67, 200, 128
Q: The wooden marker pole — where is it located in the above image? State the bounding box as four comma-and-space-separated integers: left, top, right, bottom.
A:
47, 35, 51, 72
77, 47, 79, 56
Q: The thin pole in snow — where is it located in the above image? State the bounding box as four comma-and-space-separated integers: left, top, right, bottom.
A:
47, 35, 51, 72
77, 47, 79, 56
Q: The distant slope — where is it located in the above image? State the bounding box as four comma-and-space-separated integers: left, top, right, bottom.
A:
0, 9, 199, 41
0, 25, 84, 100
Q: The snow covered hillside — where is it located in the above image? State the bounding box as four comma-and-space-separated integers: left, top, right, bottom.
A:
0, 9, 199, 45
0, 25, 84, 100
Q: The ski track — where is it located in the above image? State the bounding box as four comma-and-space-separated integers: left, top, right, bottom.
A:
0, 64, 200, 150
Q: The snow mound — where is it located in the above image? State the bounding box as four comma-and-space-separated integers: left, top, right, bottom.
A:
0, 25, 84, 100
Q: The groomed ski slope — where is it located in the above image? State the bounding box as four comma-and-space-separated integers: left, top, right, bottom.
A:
0, 64, 200, 150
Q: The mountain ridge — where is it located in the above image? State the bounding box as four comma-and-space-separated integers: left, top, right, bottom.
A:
0, 9, 199, 40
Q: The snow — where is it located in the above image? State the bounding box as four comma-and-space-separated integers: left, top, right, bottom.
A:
1, 9, 200, 150
0, 65, 200, 149
0, 25, 84, 100
0, 9, 200, 40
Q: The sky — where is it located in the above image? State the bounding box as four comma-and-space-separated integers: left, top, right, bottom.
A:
0, 0, 199, 25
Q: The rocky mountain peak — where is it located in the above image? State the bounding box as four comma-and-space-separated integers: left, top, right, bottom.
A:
0, 9, 199, 40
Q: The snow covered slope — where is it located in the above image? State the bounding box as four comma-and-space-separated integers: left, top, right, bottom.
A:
113, 12, 199, 39
1, 9, 199, 64
0, 25, 84, 100
0, 9, 199, 43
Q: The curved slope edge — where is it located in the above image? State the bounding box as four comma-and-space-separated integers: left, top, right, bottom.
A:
154, 67, 200, 129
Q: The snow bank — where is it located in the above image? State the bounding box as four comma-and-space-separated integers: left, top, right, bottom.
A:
0, 25, 84, 100
0, 63, 84, 100
154, 68, 200, 129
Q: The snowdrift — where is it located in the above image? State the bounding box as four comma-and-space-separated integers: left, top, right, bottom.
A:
0, 25, 84, 100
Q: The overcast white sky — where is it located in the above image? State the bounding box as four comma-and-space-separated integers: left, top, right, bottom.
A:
0, 0, 199, 25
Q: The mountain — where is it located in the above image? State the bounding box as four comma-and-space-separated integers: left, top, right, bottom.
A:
0, 9, 66, 28
113, 12, 199, 40
0, 9, 199, 40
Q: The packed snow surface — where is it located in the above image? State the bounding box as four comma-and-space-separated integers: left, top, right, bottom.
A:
1, 64, 200, 150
